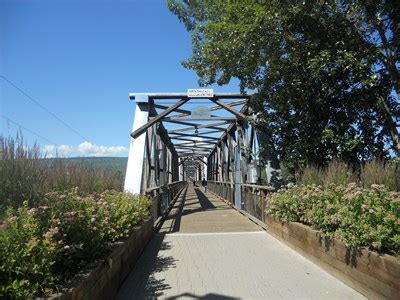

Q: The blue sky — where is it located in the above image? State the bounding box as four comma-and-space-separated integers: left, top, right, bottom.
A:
1, 0, 240, 157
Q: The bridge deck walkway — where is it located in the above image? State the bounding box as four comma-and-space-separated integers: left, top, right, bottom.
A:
117, 186, 364, 299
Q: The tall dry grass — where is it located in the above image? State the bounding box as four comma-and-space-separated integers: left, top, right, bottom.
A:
361, 159, 399, 192
298, 158, 399, 191
0, 135, 124, 211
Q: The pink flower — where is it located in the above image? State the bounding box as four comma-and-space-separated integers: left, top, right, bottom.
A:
43, 227, 59, 238
28, 208, 38, 215
63, 245, 70, 250
370, 184, 381, 190
7, 216, 17, 223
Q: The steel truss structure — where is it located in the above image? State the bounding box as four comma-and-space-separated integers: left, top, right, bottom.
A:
124, 91, 280, 208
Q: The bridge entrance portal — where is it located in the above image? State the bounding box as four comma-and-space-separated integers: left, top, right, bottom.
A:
124, 90, 280, 211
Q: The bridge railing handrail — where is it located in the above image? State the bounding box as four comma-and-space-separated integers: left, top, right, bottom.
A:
144, 181, 185, 193
144, 181, 187, 224
207, 180, 275, 191
207, 180, 275, 223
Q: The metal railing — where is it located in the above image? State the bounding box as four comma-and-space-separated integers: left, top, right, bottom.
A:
144, 181, 187, 221
208, 181, 275, 222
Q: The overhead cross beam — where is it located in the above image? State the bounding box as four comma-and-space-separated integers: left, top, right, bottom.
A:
169, 99, 247, 119
211, 99, 247, 121
167, 121, 229, 134
169, 132, 221, 140
164, 117, 236, 122
195, 157, 208, 166
178, 157, 190, 166
170, 137, 219, 144
131, 98, 188, 139
129, 92, 249, 100
175, 146, 214, 151
179, 153, 210, 157
173, 141, 218, 146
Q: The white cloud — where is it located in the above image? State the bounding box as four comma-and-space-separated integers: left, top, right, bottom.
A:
78, 141, 128, 156
44, 144, 74, 157
43, 142, 128, 157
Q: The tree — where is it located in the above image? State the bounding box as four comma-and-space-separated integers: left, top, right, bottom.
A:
168, 0, 399, 173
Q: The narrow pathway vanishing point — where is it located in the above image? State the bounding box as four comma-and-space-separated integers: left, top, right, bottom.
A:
117, 186, 364, 299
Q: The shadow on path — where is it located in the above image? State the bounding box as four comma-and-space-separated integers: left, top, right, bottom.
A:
194, 188, 216, 210
160, 187, 225, 233
117, 234, 177, 299
166, 292, 240, 299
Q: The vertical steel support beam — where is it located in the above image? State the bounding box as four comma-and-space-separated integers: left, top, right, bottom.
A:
172, 152, 179, 181
179, 157, 184, 181
203, 156, 208, 180
124, 95, 150, 194
234, 122, 243, 208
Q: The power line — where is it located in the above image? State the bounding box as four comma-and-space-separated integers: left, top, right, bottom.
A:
0, 75, 89, 142
1, 114, 58, 145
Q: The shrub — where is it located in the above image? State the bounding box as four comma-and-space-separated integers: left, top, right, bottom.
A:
267, 183, 400, 256
0, 203, 60, 297
0, 190, 151, 298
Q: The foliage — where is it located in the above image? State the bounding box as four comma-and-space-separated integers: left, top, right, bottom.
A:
267, 183, 400, 256
0, 135, 124, 211
0, 190, 151, 298
0, 203, 60, 297
168, 0, 400, 172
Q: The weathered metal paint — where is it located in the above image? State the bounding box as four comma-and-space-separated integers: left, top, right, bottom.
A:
124, 96, 150, 194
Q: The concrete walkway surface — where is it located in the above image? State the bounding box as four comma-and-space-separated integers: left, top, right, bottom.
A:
117, 187, 365, 299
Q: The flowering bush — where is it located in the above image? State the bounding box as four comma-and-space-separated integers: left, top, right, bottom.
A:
0, 189, 151, 297
267, 183, 400, 256
0, 203, 60, 297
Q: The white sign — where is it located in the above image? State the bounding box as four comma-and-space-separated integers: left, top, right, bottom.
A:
191, 106, 211, 119
187, 88, 214, 98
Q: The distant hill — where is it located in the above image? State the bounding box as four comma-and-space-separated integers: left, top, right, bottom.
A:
44, 157, 128, 175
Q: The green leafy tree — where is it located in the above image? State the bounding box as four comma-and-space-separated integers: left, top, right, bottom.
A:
168, 0, 399, 173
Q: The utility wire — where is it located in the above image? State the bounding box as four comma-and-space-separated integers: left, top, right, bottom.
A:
1, 114, 59, 145
0, 75, 89, 142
